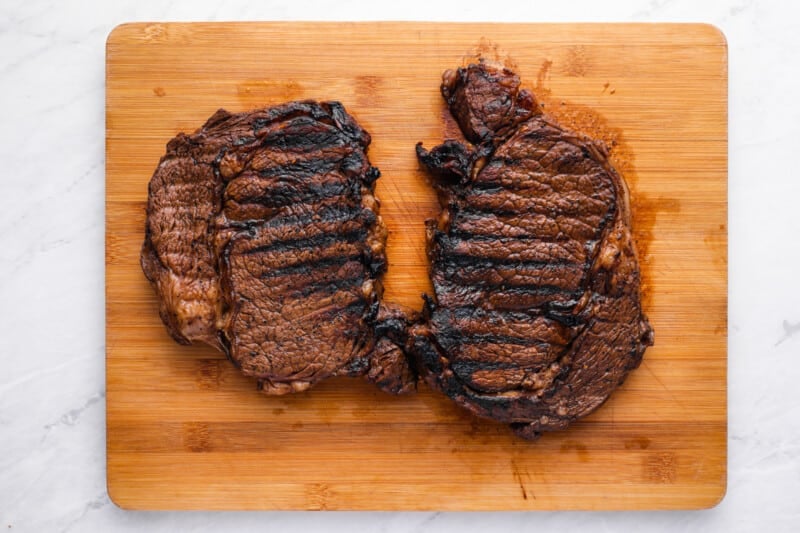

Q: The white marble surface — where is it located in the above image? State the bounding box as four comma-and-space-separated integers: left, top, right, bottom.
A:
0, 0, 798, 530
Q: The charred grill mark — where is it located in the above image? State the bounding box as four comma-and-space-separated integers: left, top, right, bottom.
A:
447, 305, 541, 323
462, 186, 612, 219
452, 204, 603, 240
451, 359, 521, 375
259, 126, 347, 152
433, 279, 584, 314
435, 231, 589, 265
249, 103, 338, 132
439, 330, 552, 349
255, 155, 348, 178
439, 275, 586, 304
241, 228, 368, 257
435, 249, 580, 269
435, 255, 585, 291
232, 256, 366, 300
223, 200, 367, 234
228, 202, 370, 232
231, 179, 357, 209
254, 150, 367, 179
283, 268, 366, 300
312, 298, 368, 321
447, 229, 594, 246
257, 253, 362, 280
434, 277, 582, 297
253, 101, 371, 146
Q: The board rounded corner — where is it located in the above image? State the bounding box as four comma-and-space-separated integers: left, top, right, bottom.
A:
697, 23, 728, 53
698, 477, 728, 510
106, 22, 141, 51
106, 475, 137, 511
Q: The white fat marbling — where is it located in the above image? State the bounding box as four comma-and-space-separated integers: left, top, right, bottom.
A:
1, 0, 798, 531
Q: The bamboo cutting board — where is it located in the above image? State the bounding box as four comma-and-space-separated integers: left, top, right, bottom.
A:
106, 22, 727, 510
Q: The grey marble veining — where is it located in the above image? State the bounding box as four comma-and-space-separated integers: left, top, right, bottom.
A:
1, 0, 798, 531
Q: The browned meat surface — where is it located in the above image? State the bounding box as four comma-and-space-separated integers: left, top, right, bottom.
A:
142, 101, 414, 395
410, 63, 654, 439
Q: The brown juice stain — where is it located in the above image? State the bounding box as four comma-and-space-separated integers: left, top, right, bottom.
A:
705, 224, 728, 275
460, 412, 506, 444
643, 452, 678, 484
257, 379, 342, 425
153, 87, 166, 97
562, 46, 592, 77
305, 482, 333, 510
182, 422, 212, 453
105, 233, 124, 266
624, 436, 652, 450
354, 75, 383, 108
462, 37, 518, 70
535, 59, 553, 94
195, 359, 223, 390
528, 59, 680, 316
237, 79, 304, 104
559, 440, 589, 462
628, 196, 681, 262
712, 298, 728, 337
440, 105, 463, 141
349, 388, 381, 421
142, 24, 167, 42
630, 195, 680, 314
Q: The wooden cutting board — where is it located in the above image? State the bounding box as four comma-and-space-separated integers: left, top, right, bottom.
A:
106, 22, 727, 510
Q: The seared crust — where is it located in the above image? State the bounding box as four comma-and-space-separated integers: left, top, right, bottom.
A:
410, 64, 653, 438
142, 102, 415, 394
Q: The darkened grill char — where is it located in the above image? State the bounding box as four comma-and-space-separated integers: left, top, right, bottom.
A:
409, 63, 654, 439
141, 101, 414, 395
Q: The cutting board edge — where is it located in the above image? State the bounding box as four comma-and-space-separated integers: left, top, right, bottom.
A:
105, 21, 728, 512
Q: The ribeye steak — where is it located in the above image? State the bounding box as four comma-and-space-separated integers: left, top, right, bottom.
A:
409, 63, 654, 439
141, 101, 414, 395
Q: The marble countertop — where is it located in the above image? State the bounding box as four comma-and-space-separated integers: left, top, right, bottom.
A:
1, 0, 798, 531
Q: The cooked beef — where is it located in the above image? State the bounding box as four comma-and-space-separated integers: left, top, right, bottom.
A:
141, 101, 414, 395
409, 63, 654, 439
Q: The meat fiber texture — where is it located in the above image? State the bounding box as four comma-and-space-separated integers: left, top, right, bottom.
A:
410, 63, 654, 439
141, 101, 415, 395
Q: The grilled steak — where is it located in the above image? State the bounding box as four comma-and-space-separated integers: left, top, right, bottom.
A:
410, 63, 654, 439
141, 101, 414, 395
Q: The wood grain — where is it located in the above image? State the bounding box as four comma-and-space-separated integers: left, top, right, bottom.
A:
105, 22, 727, 510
